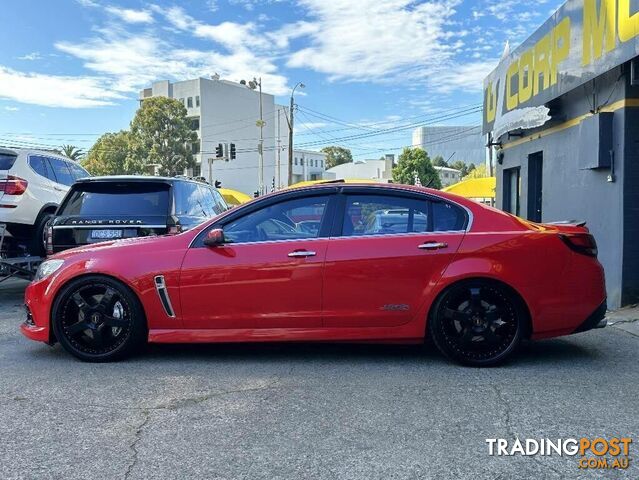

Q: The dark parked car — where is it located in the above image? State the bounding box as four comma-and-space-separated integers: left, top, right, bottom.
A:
48, 176, 228, 254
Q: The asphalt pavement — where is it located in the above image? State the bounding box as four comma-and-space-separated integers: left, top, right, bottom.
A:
0, 278, 637, 479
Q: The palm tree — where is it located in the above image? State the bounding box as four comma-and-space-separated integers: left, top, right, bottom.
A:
60, 144, 84, 161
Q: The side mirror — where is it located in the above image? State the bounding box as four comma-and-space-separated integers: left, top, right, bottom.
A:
203, 228, 225, 247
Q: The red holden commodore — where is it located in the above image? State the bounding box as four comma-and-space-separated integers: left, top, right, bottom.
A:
21, 183, 607, 366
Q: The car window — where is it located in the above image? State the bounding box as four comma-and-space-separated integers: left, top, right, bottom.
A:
197, 185, 218, 217
432, 201, 466, 231
48, 157, 75, 186
223, 196, 329, 244
342, 194, 430, 237
0, 153, 17, 170
174, 182, 208, 217
61, 183, 170, 216
210, 188, 228, 214
67, 161, 90, 180
28, 156, 50, 179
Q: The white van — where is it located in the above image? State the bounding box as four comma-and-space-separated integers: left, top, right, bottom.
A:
0, 148, 90, 256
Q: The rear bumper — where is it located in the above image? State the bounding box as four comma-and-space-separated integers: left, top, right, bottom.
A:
573, 300, 607, 334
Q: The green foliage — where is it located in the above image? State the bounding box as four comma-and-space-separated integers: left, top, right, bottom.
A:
463, 164, 488, 180
60, 144, 84, 161
82, 131, 145, 176
129, 97, 197, 176
432, 155, 448, 167
320, 146, 353, 169
392, 148, 442, 189
450, 160, 468, 177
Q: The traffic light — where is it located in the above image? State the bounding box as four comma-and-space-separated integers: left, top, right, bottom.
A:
215, 143, 223, 158
230, 143, 236, 160
214, 180, 222, 188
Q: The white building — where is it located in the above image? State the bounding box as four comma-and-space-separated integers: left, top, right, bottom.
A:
139, 77, 325, 195
412, 126, 486, 167
323, 155, 395, 182
323, 154, 461, 187
435, 166, 462, 187
291, 149, 327, 184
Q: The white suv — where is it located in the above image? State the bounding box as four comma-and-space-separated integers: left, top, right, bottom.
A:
0, 148, 90, 256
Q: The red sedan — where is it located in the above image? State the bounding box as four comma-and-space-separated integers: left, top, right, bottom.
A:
21, 183, 607, 366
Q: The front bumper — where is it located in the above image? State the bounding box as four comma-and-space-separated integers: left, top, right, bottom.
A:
20, 280, 52, 343
573, 300, 607, 333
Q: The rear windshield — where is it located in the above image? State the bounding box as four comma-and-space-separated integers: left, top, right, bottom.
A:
61, 182, 170, 216
0, 153, 17, 170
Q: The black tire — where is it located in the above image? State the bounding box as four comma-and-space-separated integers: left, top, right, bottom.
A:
428, 280, 525, 367
52, 275, 147, 362
29, 212, 54, 257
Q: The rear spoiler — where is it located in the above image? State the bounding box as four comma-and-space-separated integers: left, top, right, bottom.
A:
546, 220, 587, 227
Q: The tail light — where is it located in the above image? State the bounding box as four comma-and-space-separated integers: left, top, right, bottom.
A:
46, 226, 53, 256
0, 175, 28, 195
560, 233, 598, 257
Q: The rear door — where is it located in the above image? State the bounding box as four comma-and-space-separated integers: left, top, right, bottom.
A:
52, 181, 171, 251
322, 190, 468, 328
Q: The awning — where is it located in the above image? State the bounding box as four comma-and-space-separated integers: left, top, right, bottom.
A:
218, 188, 252, 206
442, 177, 496, 199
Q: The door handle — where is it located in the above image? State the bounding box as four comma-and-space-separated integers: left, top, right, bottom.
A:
418, 242, 448, 250
288, 250, 316, 258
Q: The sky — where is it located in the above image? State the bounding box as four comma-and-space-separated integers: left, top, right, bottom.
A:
0, 0, 565, 159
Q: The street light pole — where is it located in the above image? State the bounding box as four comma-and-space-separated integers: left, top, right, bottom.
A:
287, 82, 305, 187
257, 78, 264, 195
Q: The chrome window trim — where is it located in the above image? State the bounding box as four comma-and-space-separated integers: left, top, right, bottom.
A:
189, 186, 474, 249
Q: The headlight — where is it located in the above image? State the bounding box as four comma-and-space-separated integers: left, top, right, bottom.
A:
34, 259, 65, 281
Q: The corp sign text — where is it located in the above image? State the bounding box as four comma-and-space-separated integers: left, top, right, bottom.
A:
483, 0, 639, 134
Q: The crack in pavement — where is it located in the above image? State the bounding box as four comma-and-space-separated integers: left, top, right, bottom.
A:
491, 385, 564, 479
123, 409, 151, 480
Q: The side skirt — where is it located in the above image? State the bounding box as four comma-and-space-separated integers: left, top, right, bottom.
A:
148, 326, 424, 344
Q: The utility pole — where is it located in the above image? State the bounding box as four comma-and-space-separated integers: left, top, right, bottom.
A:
277, 107, 281, 189
257, 78, 264, 195
287, 82, 305, 186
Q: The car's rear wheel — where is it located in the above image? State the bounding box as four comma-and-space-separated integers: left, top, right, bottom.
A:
52, 276, 147, 362
29, 212, 53, 257
429, 280, 525, 367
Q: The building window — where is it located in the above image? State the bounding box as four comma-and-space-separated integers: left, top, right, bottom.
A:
320, 160, 323, 168
193, 165, 201, 177
179, 98, 184, 106
300, 158, 304, 166
191, 117, 200, 130
295, 158, 298, 165
191, 142, 200, 154
195, 95, 200, 107
187, 97, 193, 108
503, 167, 521, 216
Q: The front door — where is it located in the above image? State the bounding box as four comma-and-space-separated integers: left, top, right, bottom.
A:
322, 192, 466, 328
180, 194, 333, 329
527, 152, 543, 222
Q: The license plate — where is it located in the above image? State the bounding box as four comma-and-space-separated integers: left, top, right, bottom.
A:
91, 229, 123, 239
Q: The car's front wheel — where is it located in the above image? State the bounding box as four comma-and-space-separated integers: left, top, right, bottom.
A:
429, 280, 526, 367
52, 276, 147, 362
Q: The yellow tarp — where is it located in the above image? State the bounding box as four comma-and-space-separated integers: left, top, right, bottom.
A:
218, 188, 252, 206
442, 177, 496, 199
288, 178, 379, 189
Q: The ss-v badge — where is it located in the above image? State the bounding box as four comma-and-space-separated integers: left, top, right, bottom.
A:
380, 304, 410, 311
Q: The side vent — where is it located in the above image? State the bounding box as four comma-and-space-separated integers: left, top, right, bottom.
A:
154, 275, 176, 318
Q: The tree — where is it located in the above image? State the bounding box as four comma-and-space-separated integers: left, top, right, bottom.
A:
82, 131, 145, 176
392, 147, 442, 189
320, 146, 353, 169
463, 164, 488, 180
432, 155, 448, 167
60, 144, 84, 161
450, 160, 468, 177
129, 97, 197, 176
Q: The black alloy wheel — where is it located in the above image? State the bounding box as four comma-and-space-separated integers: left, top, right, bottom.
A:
52, 276, 147, 362
429, 280, 525, 367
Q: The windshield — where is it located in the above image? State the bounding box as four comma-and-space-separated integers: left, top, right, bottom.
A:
61, 182, 170, 216
0, 153, 17, 171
